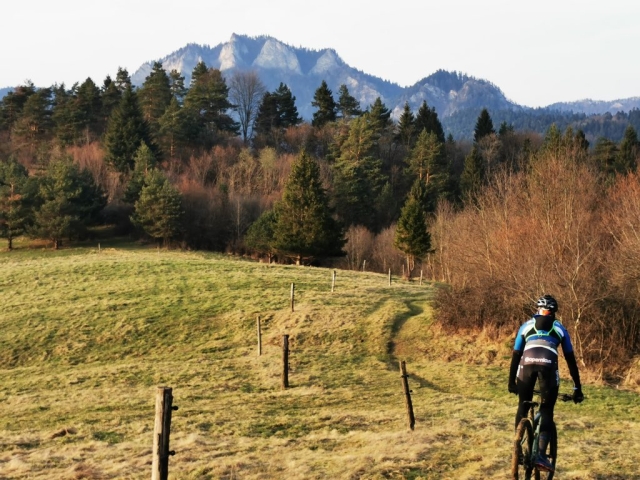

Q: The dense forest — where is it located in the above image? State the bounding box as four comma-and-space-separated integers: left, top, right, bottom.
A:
1, 61, 639, 380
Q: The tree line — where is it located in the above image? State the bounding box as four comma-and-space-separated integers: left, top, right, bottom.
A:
2, 61, 640, 378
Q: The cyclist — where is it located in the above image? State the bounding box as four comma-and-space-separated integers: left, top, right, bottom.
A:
508, 294, 584, 473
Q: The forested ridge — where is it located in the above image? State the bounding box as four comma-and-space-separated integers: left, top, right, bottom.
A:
1, 61, 640, 382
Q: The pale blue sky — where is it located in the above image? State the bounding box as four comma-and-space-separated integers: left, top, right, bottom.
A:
2, 0, 638, 108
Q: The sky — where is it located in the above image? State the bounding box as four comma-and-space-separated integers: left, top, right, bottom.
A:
2, 0, 639, 108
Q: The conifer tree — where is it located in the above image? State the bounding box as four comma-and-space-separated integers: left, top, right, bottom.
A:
460, 145, 485, 196
274, 83, 302, 127
183, 62, 239, 146
594, 137, 618, 177
272, 151, 345, 263
407, 129, 447, 213
394, 178, 432, 279
76, 77, 102, 141
52, 84, 84, 146
103, 85, 155, 173
168, 69, 187, 104
138, 61, 172, 137
245, 209, 277, 263
100, 75, 121, 128
32, 157, 106, 249
0, 160, 32, 250
311, 80, 337, 127
617, 125, 639, 173
367, 97, 392, 133
332, 114, 384, 229
157, 97, 189, 158
336, 84, 362, 120
131, 169, 183, 247
396, 102, 415, 148
415, 100, 445, 143
12, 87, 53, 147
474, 108, 495, 143
123, 142, 157, 205
0, 82, 36, 132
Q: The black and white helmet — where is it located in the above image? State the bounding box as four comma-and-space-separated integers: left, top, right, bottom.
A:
536, 294, 558, 312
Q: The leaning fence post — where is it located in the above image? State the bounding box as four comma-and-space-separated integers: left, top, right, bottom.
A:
152, 387, 178, 480
282, 335, 290, 389
257, 315, 262, 356
399, 361, 415, 431
290, 283, 295, 312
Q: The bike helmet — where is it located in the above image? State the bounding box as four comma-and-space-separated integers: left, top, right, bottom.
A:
536, 294, 558, 312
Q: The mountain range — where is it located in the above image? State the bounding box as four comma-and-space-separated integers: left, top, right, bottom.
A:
3, 34, 639, 141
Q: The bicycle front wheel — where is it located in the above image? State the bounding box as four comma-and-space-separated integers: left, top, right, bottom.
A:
511, 418, 534, 480
535, 422, 557, 480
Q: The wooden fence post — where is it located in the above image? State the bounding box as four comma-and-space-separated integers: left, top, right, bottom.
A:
363, 260, 366, 272
420, 270, 423, 286
388, 268, 392, 286
290, 283, 295, 312
399, 361, 415, 431
282, 335, 290, 389
152, 387, 178, 480
331, 270, 336, 292
257, 315, 262, 356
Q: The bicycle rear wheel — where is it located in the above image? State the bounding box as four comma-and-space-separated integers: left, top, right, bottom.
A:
534, 422, 557, 480
511, 418, 534, 480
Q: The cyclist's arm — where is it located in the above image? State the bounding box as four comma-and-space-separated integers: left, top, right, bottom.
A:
559, 324, 582, 388
509, 324, 527, 386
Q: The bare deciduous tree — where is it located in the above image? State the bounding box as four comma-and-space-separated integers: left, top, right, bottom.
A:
229, 71, 266, 144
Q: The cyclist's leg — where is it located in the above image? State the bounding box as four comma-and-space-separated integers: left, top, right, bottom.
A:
537, 368, 559, 460
537, 368, 559, 437
516, 365, 536, 429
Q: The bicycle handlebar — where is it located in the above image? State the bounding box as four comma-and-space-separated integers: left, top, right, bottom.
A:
532, 389, 576, 402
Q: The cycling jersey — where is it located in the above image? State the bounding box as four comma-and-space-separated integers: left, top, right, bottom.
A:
513, 314, 574, 378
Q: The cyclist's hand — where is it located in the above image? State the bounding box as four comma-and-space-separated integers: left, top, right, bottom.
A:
508, 382, 518, 395
573, 387, 584, 403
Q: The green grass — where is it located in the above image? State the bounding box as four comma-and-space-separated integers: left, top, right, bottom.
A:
0, 242, 639, 479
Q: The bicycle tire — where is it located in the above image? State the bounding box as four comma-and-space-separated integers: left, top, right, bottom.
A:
535, 422, 557, 480
511, 418, 534, 480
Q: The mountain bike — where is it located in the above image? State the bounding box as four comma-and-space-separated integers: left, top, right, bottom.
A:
510, 390, 574, 480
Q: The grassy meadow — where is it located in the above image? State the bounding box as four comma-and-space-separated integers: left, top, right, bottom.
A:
0, 242, 639, 479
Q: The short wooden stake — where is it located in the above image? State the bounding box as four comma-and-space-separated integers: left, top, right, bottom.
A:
399, 361, 415, 431
98, 243, 101, 252
152, 387, 178, 480
257, 315, 262, 356
282, 335, 290, 389
363, 260, 366, 272
290, 283, 295, 312
331, 270, 336, 292
388, 268, 392, 286
420, 270, 423, 286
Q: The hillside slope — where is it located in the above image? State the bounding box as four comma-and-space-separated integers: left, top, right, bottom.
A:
0, 246, 638, 479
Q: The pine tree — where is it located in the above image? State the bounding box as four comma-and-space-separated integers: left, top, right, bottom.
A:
103, 85, 154, 173
76, 77, 102, 141
395, 102, 415, 148
311, 80, 337, 127
157, 97, 188, 158
183, 62, 239, 146
460, 145, 485, 196
52, 84, 84, 146
131, 169, 183, 247
617, 125, 639, 173
272, 151, 345, 263
32, 157, 106, 249
407, 129, 447, 213
114, 67, 131, 92
332, 114, 384, 229
168, 69, 187, 104
274, 83, 302, 127
0, 82, 36, 132
11, 87, 53, 147
245, 209, 277, 263
367, 97, 391, 133
415, 100, 445, 143
394, 178, 432, 279
138, 61, 172, 137
123, 143, 157, 205
336, 84, 362, 120
100, 75, 121, 129
594, 137, 618, 177
474, 108, 495, 143
0, 160, 32, 250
